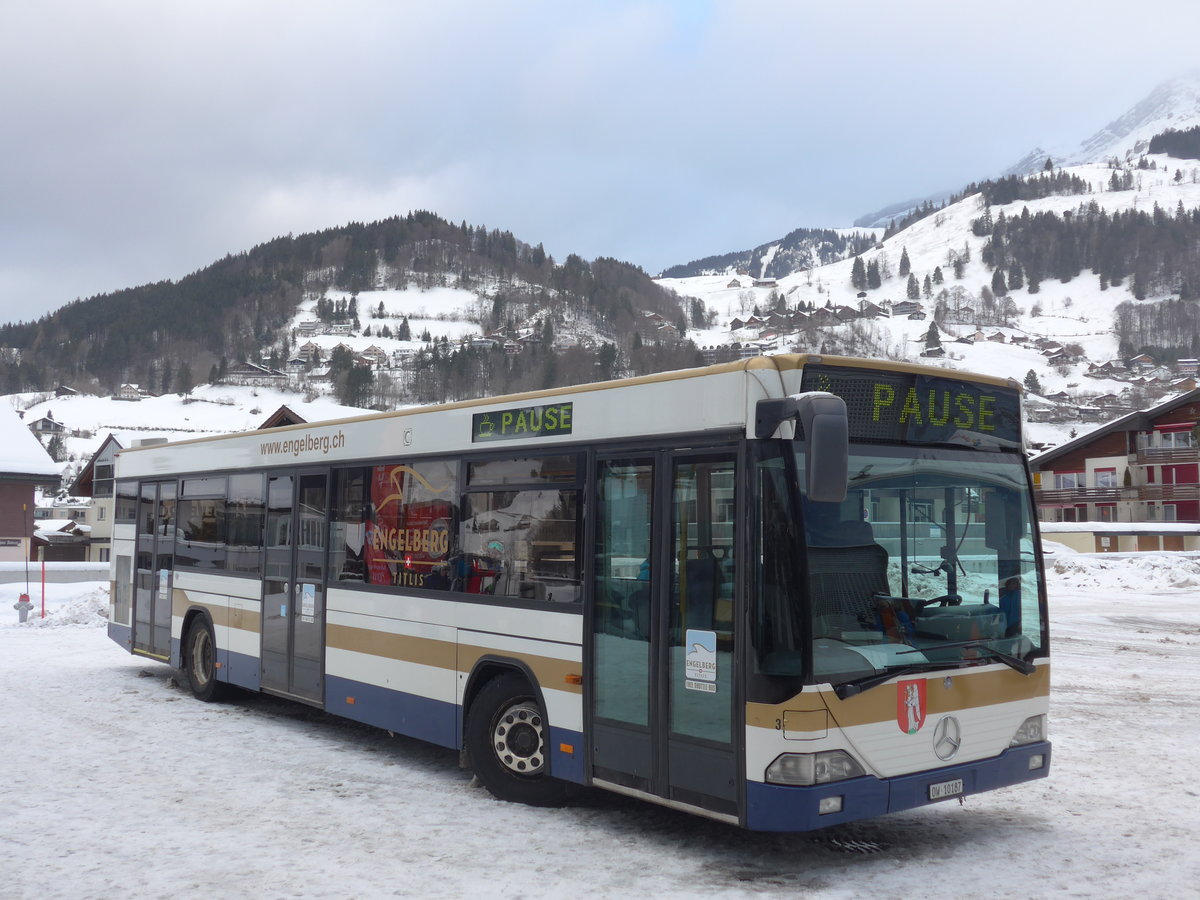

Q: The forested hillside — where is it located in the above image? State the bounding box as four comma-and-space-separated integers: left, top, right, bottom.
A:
0, 212, 686, 395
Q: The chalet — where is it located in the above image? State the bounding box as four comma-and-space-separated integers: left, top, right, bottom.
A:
1030, 387, 1200, 549
360, 345, 389, 366
858, 302, 886, 319
1178, 358, 1200, 376
27, 412, 66, 437
1045, 391, 1071, 402
891, 301, 923, 316
834, 306, 859, 322
329, 323, 355, 336
728, 318, 746, 331
297, 320, 321, 337
31, 519, 90, 562
55, 384, 79, 397
907, 311, 927, 320
752, 278, 777, 288
1128, 353, 1156, 371
285, 357, 306, 373
1093, 394, 1123, 407
919, 347, 946, 359
222, 361, 286, 385
114, 384, 142, 402
0, 403, 61, 563
810, 308, 840, 327
258, 405, 307, 429
986, 331, 1007, 344
298, 341, 322, 362
726, 279, 742, 289
743, 315, 766, 330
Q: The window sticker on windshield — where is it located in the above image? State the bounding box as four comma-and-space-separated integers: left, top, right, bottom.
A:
897, 679, 927, 734
685, 629, 717, 693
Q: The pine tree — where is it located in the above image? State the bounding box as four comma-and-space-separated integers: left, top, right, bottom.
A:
906, 273, 920, 299
922, 274, 932, 298
899, 247, 911, 277
867, 260, 881, 290
991, 267, 1008, 296
933, 266, 944, 285
1023, 370, 1043, 394
851, 256, 867, 291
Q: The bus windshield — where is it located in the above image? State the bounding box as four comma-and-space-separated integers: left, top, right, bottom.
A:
754, 443, 1047, 694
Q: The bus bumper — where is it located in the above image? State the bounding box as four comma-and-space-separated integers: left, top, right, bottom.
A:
744, 741, 1051, 832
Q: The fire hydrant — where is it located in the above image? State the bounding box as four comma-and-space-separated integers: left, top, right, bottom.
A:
14, 593, 33, 623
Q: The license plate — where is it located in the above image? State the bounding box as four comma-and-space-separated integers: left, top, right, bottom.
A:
928, 778, 964, 800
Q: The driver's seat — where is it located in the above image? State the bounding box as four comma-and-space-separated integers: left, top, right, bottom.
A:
807, 543, 890, 633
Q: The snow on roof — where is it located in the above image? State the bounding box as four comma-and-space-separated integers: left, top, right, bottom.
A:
0, 402, 59, 480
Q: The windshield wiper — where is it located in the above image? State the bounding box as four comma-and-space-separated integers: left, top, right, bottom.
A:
897, 640, 1035, 675
833, 661, 968, 701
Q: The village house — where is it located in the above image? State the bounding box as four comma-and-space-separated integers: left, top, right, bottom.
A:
1030, 387, 1200, 550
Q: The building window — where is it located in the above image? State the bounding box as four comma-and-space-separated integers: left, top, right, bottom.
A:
1094, 468, 1117, 488
1054, 471, 1083, 490
97, 506, 106, 521
1095, 505, 1116, 522
99, 548, 110, 562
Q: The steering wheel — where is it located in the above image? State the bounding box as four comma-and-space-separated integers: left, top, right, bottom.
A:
917, 593, 962, 609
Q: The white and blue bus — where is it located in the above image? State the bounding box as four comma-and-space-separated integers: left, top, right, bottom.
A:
108, 354, 1050, 830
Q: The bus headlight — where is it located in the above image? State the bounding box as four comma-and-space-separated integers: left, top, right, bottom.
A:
765, 750, 865, 786
1009, 715, 1046, 747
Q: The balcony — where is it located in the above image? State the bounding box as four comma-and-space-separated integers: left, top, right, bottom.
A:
1036, 486, 1121, 505
1135, 447, 1200, 465
1135, 483, 1200, 502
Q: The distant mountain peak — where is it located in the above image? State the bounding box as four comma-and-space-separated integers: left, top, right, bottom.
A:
1007, 71, 1200, 175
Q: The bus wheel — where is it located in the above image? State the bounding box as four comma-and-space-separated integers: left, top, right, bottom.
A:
466, 673, 567, 807
183, 617, 226, 702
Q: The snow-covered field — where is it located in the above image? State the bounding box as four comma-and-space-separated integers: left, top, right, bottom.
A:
2, 555, 1198, 899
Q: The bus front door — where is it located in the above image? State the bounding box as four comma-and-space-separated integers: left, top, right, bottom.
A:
591, 450, 739, 821
260, 471, 327, 703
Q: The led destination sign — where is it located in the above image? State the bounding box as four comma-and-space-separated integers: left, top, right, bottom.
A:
800, 365, 1020, 447
471, 402, 573, 443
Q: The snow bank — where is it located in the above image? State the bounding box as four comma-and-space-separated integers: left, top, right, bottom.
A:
1047, 552, 1200, 592
1, 581, 108, 629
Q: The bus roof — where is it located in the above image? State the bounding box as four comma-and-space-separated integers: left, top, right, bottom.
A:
114, 354, 1018, 478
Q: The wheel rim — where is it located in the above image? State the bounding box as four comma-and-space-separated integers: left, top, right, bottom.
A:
190, 627, 212, 687
491, 700, 545, 776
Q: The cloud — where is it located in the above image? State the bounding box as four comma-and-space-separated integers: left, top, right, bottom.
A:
3, 1, 1200, 319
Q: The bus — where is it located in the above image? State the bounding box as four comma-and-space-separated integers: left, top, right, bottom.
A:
107, 353, 1050, 831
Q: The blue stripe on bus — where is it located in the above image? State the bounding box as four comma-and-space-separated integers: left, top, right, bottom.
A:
745, 742, 1051, 832
221, 648, 261, 691
325, 675, 460, 749
323, 675, 586, 783
108, 621, 132, 650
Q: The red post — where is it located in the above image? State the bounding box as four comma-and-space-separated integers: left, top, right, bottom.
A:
40, 549, 45, 619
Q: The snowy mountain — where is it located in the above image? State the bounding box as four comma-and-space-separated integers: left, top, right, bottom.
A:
857, 75, 1200, 236
1007, 72, 1200, 174
660, 152, 1200, 450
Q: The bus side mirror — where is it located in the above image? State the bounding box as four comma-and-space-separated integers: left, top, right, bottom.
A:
797, 393, 848, 504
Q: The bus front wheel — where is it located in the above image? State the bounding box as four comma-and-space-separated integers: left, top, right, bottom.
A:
183, 616, 227, 702
466, 673, 567, 807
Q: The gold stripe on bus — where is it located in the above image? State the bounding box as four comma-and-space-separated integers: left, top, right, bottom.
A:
457, 643, 583, 696
327, 623, 457, 670
326, 624, 583, 695
746, 664, 1049, 729
170, 590, 261, 634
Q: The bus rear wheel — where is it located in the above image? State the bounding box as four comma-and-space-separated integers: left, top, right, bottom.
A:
183, 616, 227, 702
466, 673, 567, 807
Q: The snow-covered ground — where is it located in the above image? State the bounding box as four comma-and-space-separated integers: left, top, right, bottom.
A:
2, 553, 1197, 898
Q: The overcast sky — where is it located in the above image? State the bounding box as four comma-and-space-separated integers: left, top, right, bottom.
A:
3, 0, 1198, 322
